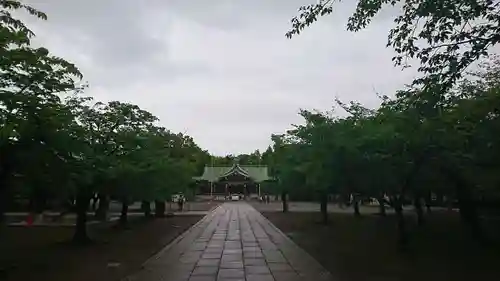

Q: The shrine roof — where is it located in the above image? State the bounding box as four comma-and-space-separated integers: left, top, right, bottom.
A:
193, 164, 272, 182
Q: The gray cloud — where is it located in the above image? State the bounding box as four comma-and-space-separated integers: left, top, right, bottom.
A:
30, 0, 163, 65
22, 0, 416, 155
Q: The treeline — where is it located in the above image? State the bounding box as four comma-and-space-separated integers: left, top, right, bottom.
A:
0, 2, 209, 242
265, 59, 500, 248
266, 0, 500, 250
209, 150, 273, 166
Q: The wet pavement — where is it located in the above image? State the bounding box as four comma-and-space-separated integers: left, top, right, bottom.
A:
124, 202, 332, 281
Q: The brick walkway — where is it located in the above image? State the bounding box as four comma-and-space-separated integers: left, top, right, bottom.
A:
125, 202, 332, 281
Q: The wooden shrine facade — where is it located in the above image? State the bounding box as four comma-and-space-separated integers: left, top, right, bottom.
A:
193, 164, 271, 196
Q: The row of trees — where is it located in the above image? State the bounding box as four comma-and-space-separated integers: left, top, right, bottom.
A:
268, 59, 500, 245
0, 1, 209, 242
263, 0, 500, 249
209, 150, 273, 166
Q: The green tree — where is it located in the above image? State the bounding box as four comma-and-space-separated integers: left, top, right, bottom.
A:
0, 1, 82, 223
271, 56, 500, 249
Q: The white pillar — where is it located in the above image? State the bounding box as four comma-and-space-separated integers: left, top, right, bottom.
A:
258, 183, 261, 197
210, 182, 213, 197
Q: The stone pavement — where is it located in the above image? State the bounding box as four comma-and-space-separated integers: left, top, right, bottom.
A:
124, 202, 332, 281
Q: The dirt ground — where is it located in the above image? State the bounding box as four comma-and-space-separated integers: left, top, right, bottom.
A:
0, 215, 203, 281
263, 211, 500, 281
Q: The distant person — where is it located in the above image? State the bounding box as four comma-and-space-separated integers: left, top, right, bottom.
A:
178, 195, 185, 211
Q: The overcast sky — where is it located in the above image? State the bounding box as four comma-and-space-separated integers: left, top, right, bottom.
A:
24, 0, 417, 156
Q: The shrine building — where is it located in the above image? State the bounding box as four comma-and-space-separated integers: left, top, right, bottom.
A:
193, 163, 272, 197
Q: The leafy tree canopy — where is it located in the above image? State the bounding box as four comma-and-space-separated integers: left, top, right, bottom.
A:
287, 0, 500, 90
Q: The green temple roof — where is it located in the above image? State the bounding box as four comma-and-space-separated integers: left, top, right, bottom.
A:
193, 164, 272, 182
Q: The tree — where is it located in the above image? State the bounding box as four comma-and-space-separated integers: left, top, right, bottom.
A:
0, 1, 211, 246
270, 134, 307, 212
286, 0, 500, 90
81, 101, 157, 221
0, 1, 82, 223
270, 55, 500, 249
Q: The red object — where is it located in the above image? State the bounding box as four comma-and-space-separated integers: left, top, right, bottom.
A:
26, 214, 34, 226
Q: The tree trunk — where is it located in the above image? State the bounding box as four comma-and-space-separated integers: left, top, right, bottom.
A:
154, 200, 165, 217
394, 195, 408, 251
456, 180, 482, 241
0, 163, 10, 225
414, 195, 425, 226
119, 199, 129, 227
141, 200, 151, 217
353, 194, 361, 217
320, 191, 328, 224
441, 167, 482, 241
281, 191, 288, 213
377, 194, 386, 216
91, 194, 98, 211
436, 193, 444, 207
94, 193, 109, 221
424, 191, 432, 213
73, 188, 91, 244
0, 185, 6, 225
30, 187, 47, 220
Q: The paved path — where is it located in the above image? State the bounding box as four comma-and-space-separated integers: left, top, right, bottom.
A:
125, 202, 332, 281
